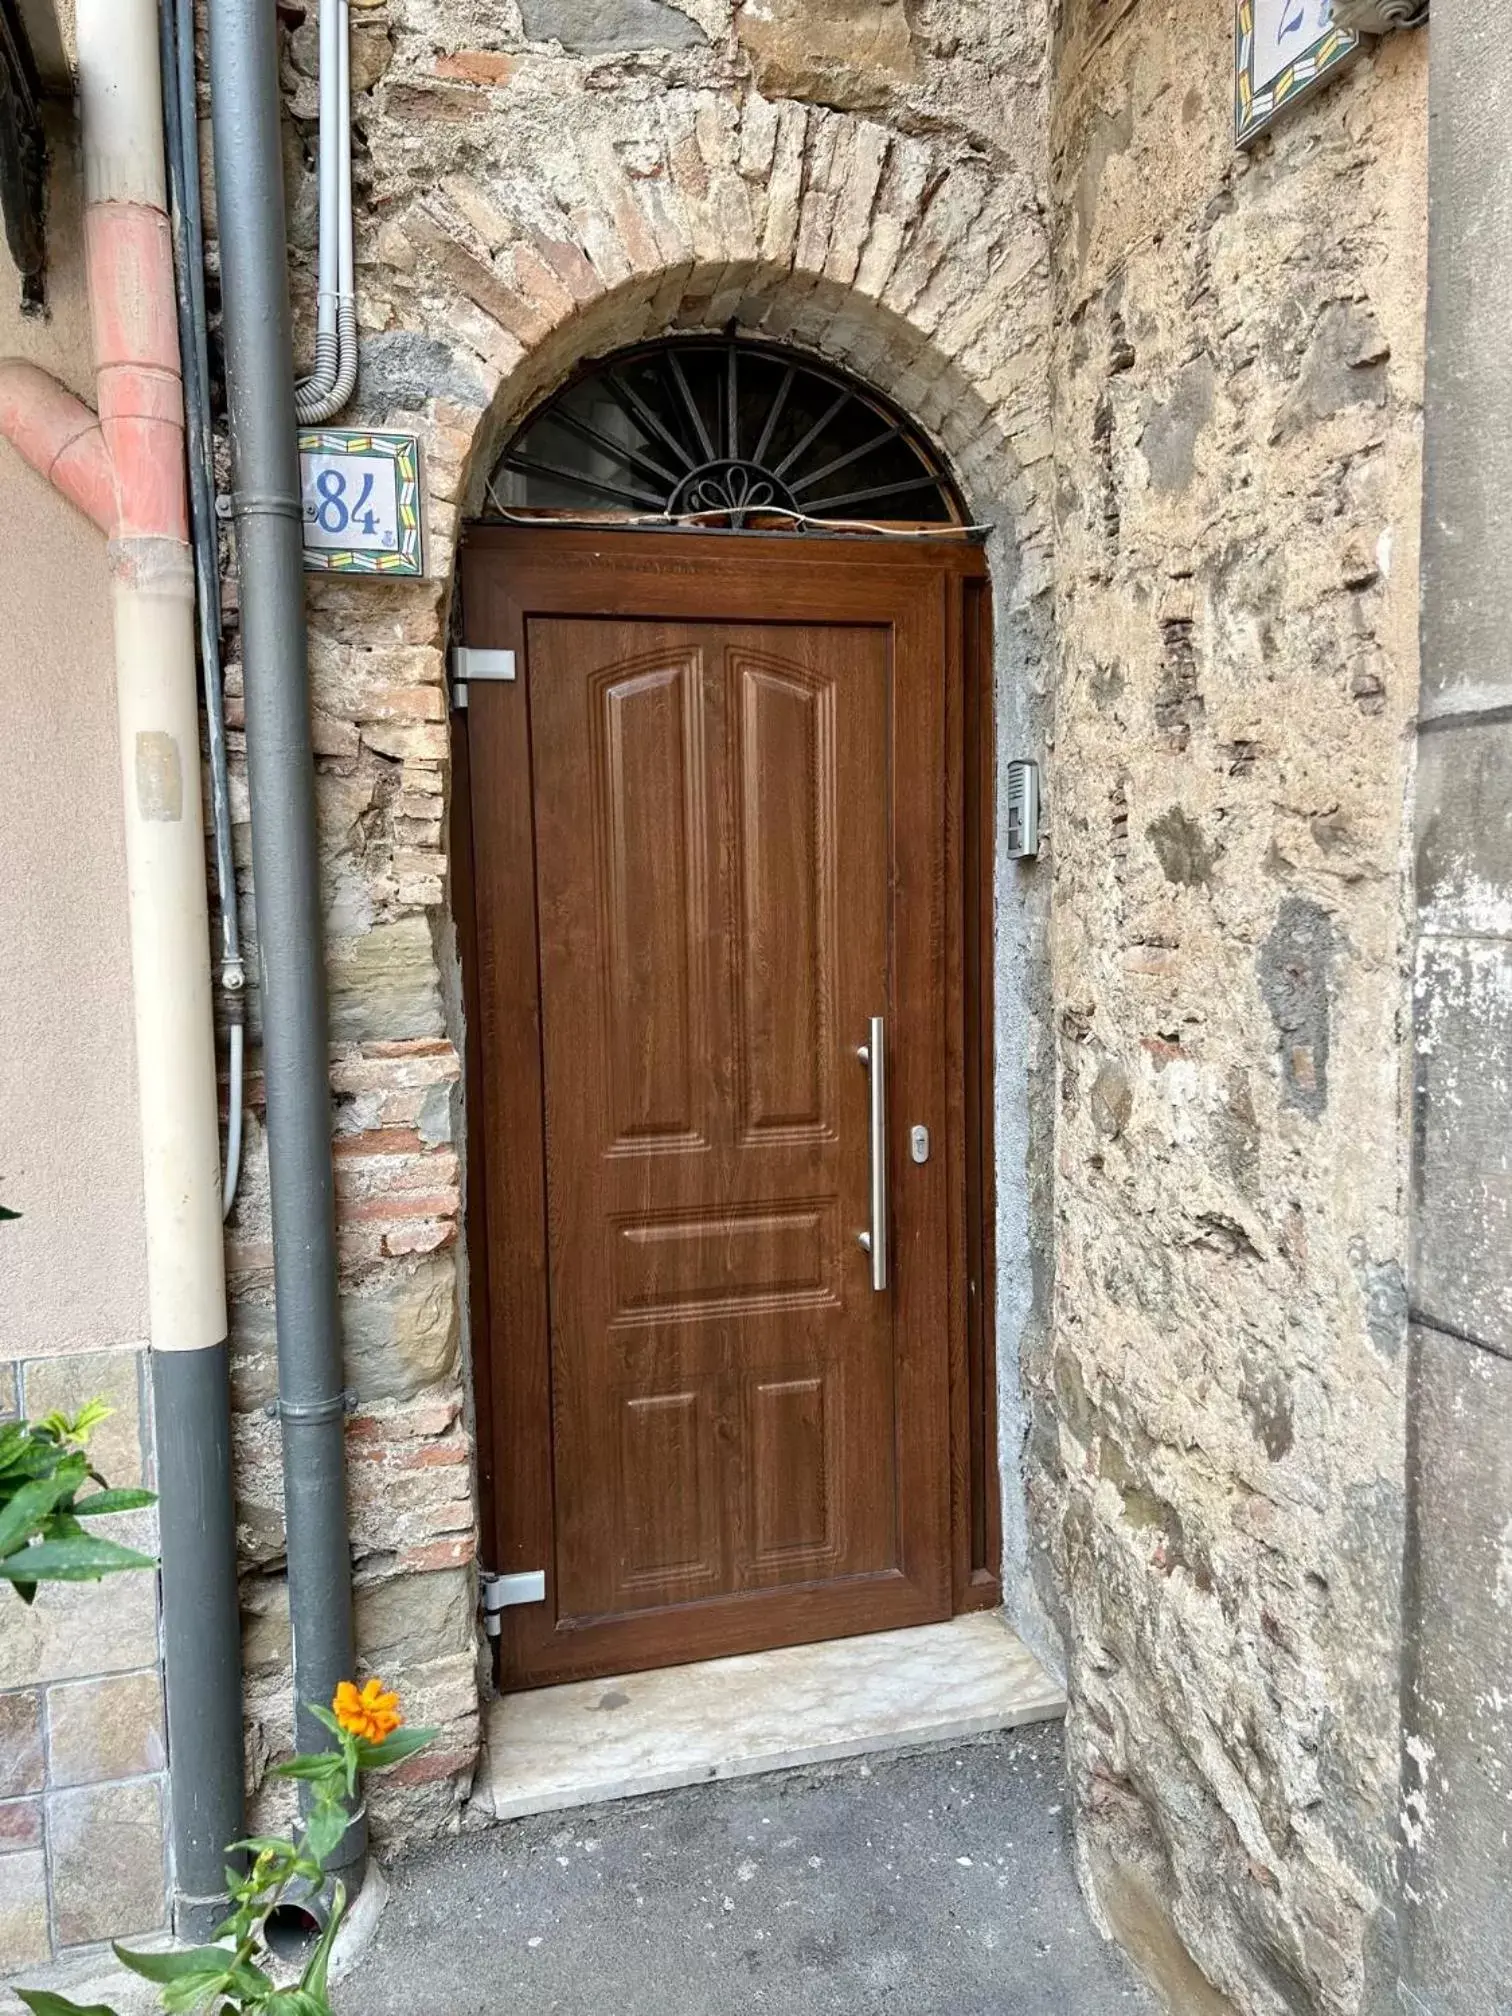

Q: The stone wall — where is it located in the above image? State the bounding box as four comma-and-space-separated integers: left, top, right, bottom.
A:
226, 0, 1060, 1844
222, 578, 482, 1837
1040, 4, 1425, 2012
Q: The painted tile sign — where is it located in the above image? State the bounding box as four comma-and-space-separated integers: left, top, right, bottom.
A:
1236, 0, 1360, 145
299, 429, 424, 575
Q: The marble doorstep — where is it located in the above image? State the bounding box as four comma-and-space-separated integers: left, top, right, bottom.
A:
477, 1612, 1065, 1822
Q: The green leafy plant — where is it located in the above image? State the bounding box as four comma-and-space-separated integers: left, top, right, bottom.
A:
0, 1401, 157, 1600
19, 1679, 436, 2016
0, 1197, 155, 1598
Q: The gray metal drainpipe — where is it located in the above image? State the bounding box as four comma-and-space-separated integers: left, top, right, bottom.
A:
1399, 9, 1512, 2013
206, 0, 366, 1890
153, 1356, 245, 1939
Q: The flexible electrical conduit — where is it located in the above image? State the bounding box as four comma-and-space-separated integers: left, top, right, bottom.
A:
294, 0, 357, 425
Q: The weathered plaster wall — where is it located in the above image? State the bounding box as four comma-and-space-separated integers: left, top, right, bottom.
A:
1042, 5, 1425, 2012
225, 0, 1060, 1846
0, 131, 147, 1363
0, 113, 167, 1974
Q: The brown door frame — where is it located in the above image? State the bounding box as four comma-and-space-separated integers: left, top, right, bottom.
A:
451, 528, 1001, 1688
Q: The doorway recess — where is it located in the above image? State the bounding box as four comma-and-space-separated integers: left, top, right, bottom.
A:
453, 341, 1001, 1699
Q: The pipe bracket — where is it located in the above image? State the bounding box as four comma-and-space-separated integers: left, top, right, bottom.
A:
266, 1389, 356, 1425
230, 488, 303, 522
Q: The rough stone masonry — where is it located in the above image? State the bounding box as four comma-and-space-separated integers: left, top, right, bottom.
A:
1042, 5, 1424, 2012
206, 4, 1430, 2014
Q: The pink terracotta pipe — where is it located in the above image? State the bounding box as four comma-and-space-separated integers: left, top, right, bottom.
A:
88, 196, 191, 544
0, 200, 188, 544
0, 357, 114, 532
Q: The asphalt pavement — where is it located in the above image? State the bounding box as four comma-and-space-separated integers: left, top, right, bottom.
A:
339, 1721, 1156, 2015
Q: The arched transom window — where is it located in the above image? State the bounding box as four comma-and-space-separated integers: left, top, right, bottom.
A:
482, 336, 966, 531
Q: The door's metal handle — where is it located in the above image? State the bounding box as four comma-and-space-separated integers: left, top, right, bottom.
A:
857, 1015, 888, 1293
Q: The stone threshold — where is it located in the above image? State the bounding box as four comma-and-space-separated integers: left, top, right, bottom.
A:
473, 1611, 1066, 1824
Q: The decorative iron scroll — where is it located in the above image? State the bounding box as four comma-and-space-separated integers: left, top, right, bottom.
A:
483, 336, 964, 530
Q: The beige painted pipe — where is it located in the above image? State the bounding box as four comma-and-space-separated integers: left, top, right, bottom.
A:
110, 545, 227, 1351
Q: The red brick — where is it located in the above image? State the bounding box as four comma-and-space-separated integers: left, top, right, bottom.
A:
396, 1539, 475, 1576
338, 1192, 460, 1224
433, 51, 517, 86
401, 1441, 471, 1470
389, 1744, 476, 1787
332, 1128, 428, 1158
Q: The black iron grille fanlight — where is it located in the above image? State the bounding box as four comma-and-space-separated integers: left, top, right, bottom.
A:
482, 336, 965, 531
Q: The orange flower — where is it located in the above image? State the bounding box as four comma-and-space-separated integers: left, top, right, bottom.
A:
333, 1676, 402, 1743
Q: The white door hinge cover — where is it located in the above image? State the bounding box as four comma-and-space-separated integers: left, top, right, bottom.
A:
480, 1568, 546, 1636
450, 646, 516, 710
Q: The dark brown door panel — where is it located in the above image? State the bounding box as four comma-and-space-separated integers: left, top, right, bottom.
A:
457, 531, 991, 1688
532, 617, 895, 1634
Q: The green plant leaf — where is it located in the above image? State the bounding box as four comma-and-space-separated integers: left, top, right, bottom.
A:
0, 1422, 33, 1473
127, 1951, 272, 2016
358, 1725, 439, 1771
1, 1440, 66, 1484
51, 1449, 90, 1488
111, 1944, 237, 1986
0, 1471, 77, 1557
293, 1704, 364, 1795
219, 1963, 274, 2007
227, 1832, 301, 1860
52, 1399, 114, 1445
272, 1752, 347, 1786
71, 1486, 157, 1516
159, 1979, 227, 2016
299, 1796, 352, 1868
15, 1992, 121, 2016
299, 1878, 346, 2003
0, 1536, 156, 1582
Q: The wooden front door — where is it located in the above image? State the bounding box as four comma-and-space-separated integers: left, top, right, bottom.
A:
457, 531, 996, 1688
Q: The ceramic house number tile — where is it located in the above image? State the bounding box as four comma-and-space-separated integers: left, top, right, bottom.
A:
1235, 0, 1361, 144
299, 428, 424, 575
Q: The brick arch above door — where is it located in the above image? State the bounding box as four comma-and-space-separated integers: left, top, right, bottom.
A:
233, 91, 1059, 1856
350, 93, 1054, 601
